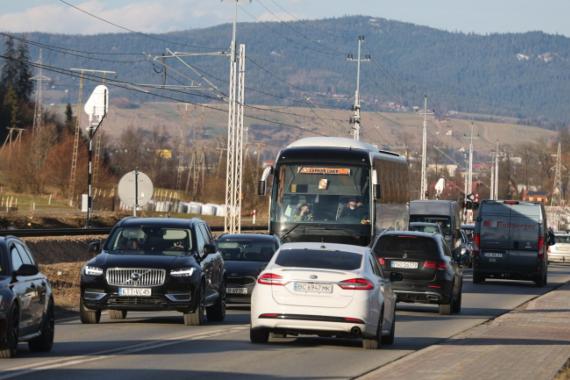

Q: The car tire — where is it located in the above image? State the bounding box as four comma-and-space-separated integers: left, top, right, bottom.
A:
534, 270, 547, 287
250, 327, 269, 344
439, 301, 452, 315
473, 271, 485, 284
362, 315, 382, 350
381, 311, 395, 345
0, 305, 19, 359
80, 299, 101, 324
184, 286, 205, 326
206, 285, 226, 322
109, 310, 128, 320
452, 286, 462, 314
29, 299, 55, 353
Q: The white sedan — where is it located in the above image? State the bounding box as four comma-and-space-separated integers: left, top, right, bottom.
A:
250, 242, 400, 349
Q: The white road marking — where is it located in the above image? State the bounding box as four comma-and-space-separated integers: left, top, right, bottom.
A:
0, 326, 247, 380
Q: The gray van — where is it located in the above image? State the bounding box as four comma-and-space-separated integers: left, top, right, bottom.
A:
409, 200, 462, 256
473, 200, 551, 287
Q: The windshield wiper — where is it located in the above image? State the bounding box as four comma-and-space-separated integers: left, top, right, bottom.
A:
280, 223, 304, 242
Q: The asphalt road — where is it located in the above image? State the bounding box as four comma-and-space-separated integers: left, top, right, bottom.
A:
2, 265, 569, 380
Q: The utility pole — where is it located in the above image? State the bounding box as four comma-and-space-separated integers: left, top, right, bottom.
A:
494, 141, 500, 199
68, 68, 116, 205
490, 153, 495, 200
552, 141, 563, 206
419, 96, 431, 200
466, 122, 476, 201
31, 49, 50, 135
347, 35, 370, 141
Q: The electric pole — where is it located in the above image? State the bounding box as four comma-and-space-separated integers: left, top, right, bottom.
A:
552, 141, 563, 206
31, 49, 50, 135
494, 141, 500, 199
419, 96, 431, 200
347, 35, 370, 141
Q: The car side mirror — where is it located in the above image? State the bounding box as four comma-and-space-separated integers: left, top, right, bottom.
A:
88, 240, 101, 254
203, 243, 217, 256
15, 264, 38, 277
390, 272, 403, 282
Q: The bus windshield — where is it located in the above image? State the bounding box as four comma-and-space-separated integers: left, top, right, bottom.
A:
271, 164, 370, 225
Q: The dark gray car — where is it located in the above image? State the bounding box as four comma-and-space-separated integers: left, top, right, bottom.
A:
473, 200, 552, 286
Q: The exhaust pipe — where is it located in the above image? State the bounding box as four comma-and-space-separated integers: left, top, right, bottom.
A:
351, 326, 362, 336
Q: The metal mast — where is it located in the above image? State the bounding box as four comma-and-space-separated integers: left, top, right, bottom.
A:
31, 49, 50, 135
420, 96, 429, 200
467, 122, 475, 201
494, 141, 500, 199
490, 153, 495, 200
552, 141, 563, 206
347, 36, 370, 141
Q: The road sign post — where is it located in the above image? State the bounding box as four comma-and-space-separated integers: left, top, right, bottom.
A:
118, 170, 153, 216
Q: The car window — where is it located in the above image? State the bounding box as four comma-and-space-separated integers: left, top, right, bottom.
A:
10, 246, 24, 272
275, 249, 362, 270
368, 255, 382, 277
195, 226, 206, 254
15, 243, 36, 267
218, 239, 278, 262
555, 235, 570, 244
374, 235, 440, 260
106, 227, 193, 256
198, 224, 211, 244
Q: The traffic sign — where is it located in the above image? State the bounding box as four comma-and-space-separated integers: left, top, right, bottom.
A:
118, 171, 153, 215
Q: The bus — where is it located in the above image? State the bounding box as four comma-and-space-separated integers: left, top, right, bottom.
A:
258, 137, 410, 246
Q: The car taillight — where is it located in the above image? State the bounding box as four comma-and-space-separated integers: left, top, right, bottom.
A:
473, 233, 481, 257
257, 273, 285, 286
338, 278, 374, 290
378, 257, 386, 266
538, 236, 544, 259
423, 261, 447, 270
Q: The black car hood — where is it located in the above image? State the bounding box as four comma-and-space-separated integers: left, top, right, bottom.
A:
225, 261, 267, 278
92, 252, 197, 270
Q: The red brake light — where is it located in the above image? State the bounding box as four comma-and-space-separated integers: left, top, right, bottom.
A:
473, 233, 481, 257
338, 278, 374, 290
378, 257, 386, 266
538, 236, 545, 259
344, 317, 365, 324
503, 200, 519, 205
423, 261, 447, 270
257, 273, 285, 286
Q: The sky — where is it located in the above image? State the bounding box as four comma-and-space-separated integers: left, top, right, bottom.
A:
0, 0, 569, 37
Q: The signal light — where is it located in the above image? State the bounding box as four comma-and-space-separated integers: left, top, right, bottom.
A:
338, 278, 374, 290
257, 273, 286, 286
378, 257, 386, 266
423, 261, 447, 270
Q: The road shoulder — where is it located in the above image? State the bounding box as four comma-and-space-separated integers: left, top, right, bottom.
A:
360, 281, 570, 380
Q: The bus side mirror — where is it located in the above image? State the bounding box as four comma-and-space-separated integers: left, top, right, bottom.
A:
258, 181, 267, 196
372, 169, 381, 200
258, 166, 273, 196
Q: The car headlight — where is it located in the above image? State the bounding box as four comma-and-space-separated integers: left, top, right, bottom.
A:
170, 268, 195, 277
83, 266, 104, 276
461, 247, 467, 255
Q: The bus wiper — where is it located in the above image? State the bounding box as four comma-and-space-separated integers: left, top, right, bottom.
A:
280, 223, 304, 242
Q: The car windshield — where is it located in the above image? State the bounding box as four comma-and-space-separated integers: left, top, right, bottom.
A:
217, 239, 277, 262
106, 227, 193, 256
409, 216, 452, 236
374, 235, 439, 260
275, 249, 362, 270
555, 235, 570, 244
410, 224, 441, 234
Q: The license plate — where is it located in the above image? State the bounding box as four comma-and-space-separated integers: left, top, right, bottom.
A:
391, 261, 419, 269
118, 288, 151, 297
485, 252, 504, 258
226, 287, 248, 295
294, 282, 333, 294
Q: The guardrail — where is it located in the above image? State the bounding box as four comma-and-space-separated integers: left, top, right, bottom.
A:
0, 225, 267, 238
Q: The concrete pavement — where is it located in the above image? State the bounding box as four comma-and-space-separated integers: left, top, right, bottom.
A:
360, 273, 570, 380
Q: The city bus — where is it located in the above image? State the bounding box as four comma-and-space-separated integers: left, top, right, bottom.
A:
258, 137, 410, 246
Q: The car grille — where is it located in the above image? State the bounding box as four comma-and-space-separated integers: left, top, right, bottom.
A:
107, 296, 166, 306
226, 276, 256, 286
106, 268, 166, 287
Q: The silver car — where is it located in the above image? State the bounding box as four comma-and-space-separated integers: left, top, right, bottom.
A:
549, 233, 570, 264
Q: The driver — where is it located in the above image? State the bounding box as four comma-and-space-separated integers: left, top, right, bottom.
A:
339, 198, 369, 224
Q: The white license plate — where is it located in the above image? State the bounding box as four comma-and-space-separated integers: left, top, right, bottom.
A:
226, 287, 248, 295
294, 282, 333, 294
118, 288, 151, 297
485, 252, 504, 258
391, 261, 419, 269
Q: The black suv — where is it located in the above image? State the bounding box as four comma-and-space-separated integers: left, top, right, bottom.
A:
80, 218, 226, 326
373, 231, 463, 315
0, 236, 54, 358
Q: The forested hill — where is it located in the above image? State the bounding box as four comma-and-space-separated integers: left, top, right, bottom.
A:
17, 16, 570, 127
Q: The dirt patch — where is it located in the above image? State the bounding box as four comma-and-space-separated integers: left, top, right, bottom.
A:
23, 236, 103, 264
556, 358, 570, 380
40, 262, 83, 311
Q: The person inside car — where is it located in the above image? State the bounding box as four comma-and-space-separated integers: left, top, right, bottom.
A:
339, 198, 369, 224
293, 203, 313, 222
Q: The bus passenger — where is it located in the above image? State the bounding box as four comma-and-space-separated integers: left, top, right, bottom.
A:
293, 203, 313, 222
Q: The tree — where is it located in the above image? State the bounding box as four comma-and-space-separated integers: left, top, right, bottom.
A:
3, 86, 19, 129
15, 40, 33, 102
0, 36, 17, 94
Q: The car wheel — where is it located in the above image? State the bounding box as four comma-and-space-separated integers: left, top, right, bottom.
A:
109, 310, 128, 320
29, 299, 55, 353
381, 310, 395, 345
452, 285, 462, 314
473, 271, 485, 284
0, 305, 19, 359
184, 286, 205, 326
534, 270, 547, 287
206, 284, 226, 322
250, 327, 269, 344
80, 299, 101, 324
439, 291, 453, 315
362, 314, 382, 349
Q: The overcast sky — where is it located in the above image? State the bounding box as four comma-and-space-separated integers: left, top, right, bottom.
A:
1, 0, 569, 37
